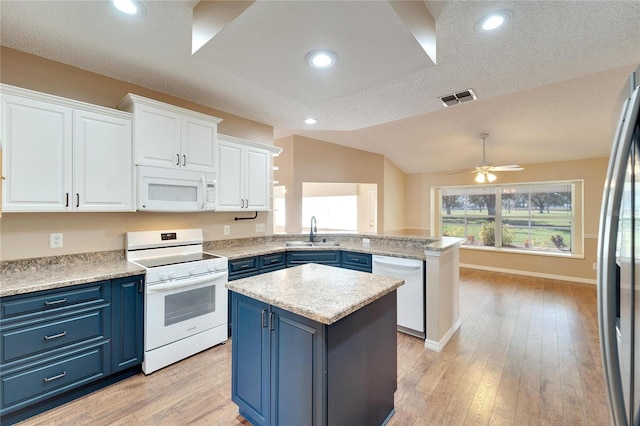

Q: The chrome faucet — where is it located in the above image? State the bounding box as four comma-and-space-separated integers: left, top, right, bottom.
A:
310, 216, 317, 243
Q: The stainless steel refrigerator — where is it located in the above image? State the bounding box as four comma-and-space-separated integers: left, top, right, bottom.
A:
598, 66, 640, 426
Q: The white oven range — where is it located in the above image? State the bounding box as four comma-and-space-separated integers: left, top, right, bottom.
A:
126, 228, 228, 374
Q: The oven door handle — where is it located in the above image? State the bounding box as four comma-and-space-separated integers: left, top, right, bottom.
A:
147, 272, 227, 292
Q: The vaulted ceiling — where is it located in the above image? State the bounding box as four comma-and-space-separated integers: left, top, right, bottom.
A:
1, 1, 639, 173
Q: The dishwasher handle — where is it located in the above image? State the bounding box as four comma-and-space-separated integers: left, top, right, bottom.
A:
372, 259, 422, 270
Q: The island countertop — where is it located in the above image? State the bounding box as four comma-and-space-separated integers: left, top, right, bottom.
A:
226, 263, 404, 325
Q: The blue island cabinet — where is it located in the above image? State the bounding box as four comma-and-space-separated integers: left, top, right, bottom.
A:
230, 290, 397, 426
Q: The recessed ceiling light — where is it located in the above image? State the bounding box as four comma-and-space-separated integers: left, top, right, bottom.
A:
112, 0, 145, 16
476, 11, 512, 32
305, 51, 337, 70
303, 118, 318, 125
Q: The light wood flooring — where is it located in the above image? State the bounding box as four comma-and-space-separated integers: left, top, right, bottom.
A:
17, 269, 611, 425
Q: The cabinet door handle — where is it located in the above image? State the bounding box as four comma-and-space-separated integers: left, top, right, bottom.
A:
76, 193, 80, 208
44, 331, 67, 340
44, 371, 67, 382
138, 279, 144, 293
269, 312, 276, 331
44, 298, 67, 306
176, 154, 180, 166
65, 193, 69, 207
183, 155, 186, 167
261, 309, 268, 328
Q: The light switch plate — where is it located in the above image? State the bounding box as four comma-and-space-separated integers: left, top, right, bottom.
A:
224, 225, 230, 235
255, 223, 265, 233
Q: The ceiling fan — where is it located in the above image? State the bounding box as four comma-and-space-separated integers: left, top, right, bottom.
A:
451, 134, 524, 183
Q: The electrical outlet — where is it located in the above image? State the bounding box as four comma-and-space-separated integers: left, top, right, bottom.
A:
224, 225, 230, 235
50, 233, 63, 248
593, 262, 598, 270
255, 223, 265, 233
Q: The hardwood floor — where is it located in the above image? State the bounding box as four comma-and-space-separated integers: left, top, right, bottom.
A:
17, 269, 611, 425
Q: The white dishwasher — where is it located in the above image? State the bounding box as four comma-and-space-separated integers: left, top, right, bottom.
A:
372, 255, 425, 338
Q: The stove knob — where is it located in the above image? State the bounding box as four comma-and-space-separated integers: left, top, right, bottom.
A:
160, 273, 169, 281
207, 264, 217, 272
189, 268, 197, 275
169, 271, 177, 279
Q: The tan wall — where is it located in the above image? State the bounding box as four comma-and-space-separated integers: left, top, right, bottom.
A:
275, 135, 387, 233
0, 47, 274, 261
406, 157, 609, 282
383, 157, 406, 233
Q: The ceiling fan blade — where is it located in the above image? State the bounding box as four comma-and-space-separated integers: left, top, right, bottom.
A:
490, 165, 524, 171
446, 168, 476, 175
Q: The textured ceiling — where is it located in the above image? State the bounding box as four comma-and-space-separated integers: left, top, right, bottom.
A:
1, 0, 639, 174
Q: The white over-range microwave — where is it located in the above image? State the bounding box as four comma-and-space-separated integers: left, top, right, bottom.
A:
137, 165, 216, 212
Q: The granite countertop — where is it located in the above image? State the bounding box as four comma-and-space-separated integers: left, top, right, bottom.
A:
226, 263, 404, 325
1, 234, 464, 298
206, 235, 465, 261
0, 258, 145, 298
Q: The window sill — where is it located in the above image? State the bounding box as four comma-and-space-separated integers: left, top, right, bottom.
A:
460, 244, 584, 259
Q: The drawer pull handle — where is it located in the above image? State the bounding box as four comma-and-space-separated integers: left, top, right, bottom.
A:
44, 298, 67, 306
352, 258, 360, 262
44, 331, 67, 341
270, 259, 279, 263
44, 371, 67, 382
239, 264, 250, 269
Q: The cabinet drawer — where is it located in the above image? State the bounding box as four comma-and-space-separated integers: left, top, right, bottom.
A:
2, 307, 108, 364
1, 282, 108, 321
229, 257, 259, 280
260, 253, 286, 272
341, 251, 372, 272
286, 251, 341, 267
1, 343, 109, 412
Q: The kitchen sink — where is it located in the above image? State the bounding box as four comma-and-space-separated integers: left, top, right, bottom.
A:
283, 241, 341, 247
312, 241, 340, 247
284, 241, 314, 247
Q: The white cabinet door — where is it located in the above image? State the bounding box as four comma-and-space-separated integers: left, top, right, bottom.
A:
217, 141, 244, 210
73, 110, 133, 212
245, 147, 270, 210
1, 94, 73, 212
181, 115, 217, 172
134, 103, 181, 169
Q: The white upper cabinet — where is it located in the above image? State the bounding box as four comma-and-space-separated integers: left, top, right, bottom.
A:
118, 94, 221, 173
73, 109, 133, 212
216, 134, 281, 212
1, 85, 134, 212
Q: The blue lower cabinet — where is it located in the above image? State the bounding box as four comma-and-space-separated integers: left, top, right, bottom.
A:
286, 250, 340, 267
231, 291, 396, 426
111, 275, 144, 373
231, 292, 324, 426
0, 275, 144, 424
340, 251, 372, 272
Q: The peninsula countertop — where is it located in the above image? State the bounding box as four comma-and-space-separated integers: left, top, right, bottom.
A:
226, 263, 404, 325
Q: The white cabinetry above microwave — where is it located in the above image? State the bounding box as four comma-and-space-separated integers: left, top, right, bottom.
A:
117, 94, 222, 173
1, 84, 133, 213
216, 134, 281, 212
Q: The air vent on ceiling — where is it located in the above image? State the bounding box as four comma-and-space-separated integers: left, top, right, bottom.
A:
439, 89, 477, 107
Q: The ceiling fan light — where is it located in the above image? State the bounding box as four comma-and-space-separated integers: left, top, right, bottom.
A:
487, 172, 497, 182
475, 173, 486, 184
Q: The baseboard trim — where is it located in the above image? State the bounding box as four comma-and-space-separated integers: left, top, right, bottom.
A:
424, 318, 462, 352
460, 263, 597, 285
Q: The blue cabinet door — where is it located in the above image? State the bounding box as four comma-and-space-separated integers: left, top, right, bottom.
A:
270, 306, 325, 426
111, 275, 144, 372
231, 292, 270, 426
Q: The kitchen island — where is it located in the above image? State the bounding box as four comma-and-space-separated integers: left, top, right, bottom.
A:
227, 263, 404, 426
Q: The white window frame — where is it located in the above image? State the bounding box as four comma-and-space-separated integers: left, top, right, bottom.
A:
432, 180, 584, 258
